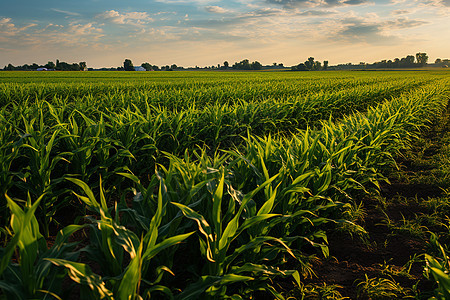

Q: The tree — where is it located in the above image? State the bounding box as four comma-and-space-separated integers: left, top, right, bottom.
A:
435, 58, 442, 64
45, 61, 55, 69
323, 61, 328, 70
70, 63, 81, 71
312, 61, 321, 70
399, 55, 415, 68
79, 62, 87, 71
232, 59, 250, 70
141, 62, 152, 71
170, 64, 177, 70
251, 61, 262, 70
416, 52, 428, 66
223, 61, 229, 69
292, 63, 307, 71
123, 59, 134, 71
56, 59, 60, 70
304, 57, 315, 70
393, 58, 400, 68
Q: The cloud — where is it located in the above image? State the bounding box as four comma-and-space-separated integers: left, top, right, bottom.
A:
0, 17, 105, 53
69, 23, 103, 36
420, 0, 450, 7
266, 0, 371, 8
298, 9, 337, 15
97, 10, 153, 26
390, 0, 407, 4
31, 22, 105, 47
196, 6, 336, 24
0, 18, 37, 38
179, 5, 341, 45
50, 8, 81, 16
325, 15, 429, 44
0, 18, 17, 39
240, 7, 336, 17
155, 0, 217, 4
385, 17, 428, 29
392, 9, 409, 15
205, 6, 233, 14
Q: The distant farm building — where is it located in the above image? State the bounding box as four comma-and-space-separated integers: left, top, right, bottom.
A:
37, 68, 48, 71
134, 66, 146, 71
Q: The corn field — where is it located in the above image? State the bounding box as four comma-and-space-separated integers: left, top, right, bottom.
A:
0, 70, 449, 299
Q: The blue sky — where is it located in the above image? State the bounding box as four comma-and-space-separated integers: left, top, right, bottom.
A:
0, 0, 448, 68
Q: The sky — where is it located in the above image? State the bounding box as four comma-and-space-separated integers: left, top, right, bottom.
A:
0, 0, 448, 68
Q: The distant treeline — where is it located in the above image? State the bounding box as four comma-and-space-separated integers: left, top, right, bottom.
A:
127, 59, 273, 71
3, 60, 87, 71
332, 53, 449, 70
291, 57, 329, 71
1, 58, 284, 72
3, 52, 448, 71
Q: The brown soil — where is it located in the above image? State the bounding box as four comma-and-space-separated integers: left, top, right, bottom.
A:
303, 196, 430, 299
297, 112, 450, 298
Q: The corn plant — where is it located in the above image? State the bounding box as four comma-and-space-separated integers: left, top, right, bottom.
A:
424, 233, 450, 300
13, 110, 72, 237
0, 193, 84, 299
0, 70, 448, 299
171, 170, 304, 298
0, 114, 23, 226
48, 176, 193, 299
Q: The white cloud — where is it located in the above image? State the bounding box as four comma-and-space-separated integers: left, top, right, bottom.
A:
318, 14, 429, 44
266, 0, 371, 8
156, 0, 217, 3
0, 18, 37, 39
392, 9, 410, 14
69, 23, 103, 36
205, 6, 234, 13
390, 0, 408, 4
97, 10, 153, 26
0, 18, 105, 52
419, 0, 450, 7
50, 8, 81, 16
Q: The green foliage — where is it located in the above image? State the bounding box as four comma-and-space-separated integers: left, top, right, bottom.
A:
48, 177, 193, 299
0, 193, 84, 299
424, 233, 450, 300
0, 70, 448, 299
356, 275, 411, 299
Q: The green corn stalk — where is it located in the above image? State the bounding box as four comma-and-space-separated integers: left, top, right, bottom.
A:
50, 176, 193, 299
13, 111, 72, 237
173, 171, 303, 298
424, 233, 450, 300
0, 116, 23, 226
0, 193, 84, 299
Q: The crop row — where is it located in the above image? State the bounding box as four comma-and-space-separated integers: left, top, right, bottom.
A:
0, 72, 437, 108
1, 80, 448, 299
0, 78, 440, 234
